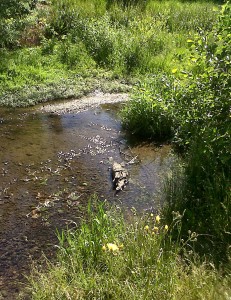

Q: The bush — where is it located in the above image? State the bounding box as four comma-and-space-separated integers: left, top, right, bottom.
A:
121, 75, 175, 140
0, 0, 36, 48
122, 1, 231, 263
0, 0, 34, 18
164, 1, 231, 263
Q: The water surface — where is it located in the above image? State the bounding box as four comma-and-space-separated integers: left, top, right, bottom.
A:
0, 98, 172, 298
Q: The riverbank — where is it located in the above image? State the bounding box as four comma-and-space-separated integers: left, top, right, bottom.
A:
21, 198, 231, 300
38, 92, 129, 114
0, 0, 218, 108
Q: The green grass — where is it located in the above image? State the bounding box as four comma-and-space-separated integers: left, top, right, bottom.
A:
0, 44, 131, 107
121, 1, 231, 263
121, 75, 176, 140
21, 198, 231, 299
0, 0, 219, 107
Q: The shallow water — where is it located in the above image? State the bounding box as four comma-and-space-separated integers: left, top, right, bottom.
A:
0, 98, 172, 298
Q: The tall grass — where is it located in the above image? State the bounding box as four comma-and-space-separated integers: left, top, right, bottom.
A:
67, 1, 217, 74
121, 1, 231, 263
0, 0, 219, 106
121, 75, 175, 140
23, 198, 231, 299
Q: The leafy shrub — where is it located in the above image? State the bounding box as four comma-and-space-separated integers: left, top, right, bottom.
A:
48, 0, 106, 36
0, 0, 36, 48
122, 1, 230, 263
165, 1, 231, 262
0, 18, 20, 48
72, 15, 117, 68
173, 1, 230, 164
56, 36, 94, 69
72, 10, 174, 74
122, 75, 175, 140
0, 0, 33, 18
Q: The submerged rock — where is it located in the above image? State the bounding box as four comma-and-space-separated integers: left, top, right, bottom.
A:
111, 161, 129, 192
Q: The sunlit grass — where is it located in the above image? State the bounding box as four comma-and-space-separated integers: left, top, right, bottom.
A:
22, 198, 231, 299
121, 2, 231, 271
0, 0, 219, 107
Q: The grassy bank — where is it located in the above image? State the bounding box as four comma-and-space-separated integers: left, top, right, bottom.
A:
0, 0, 219, 107
22, 198, 231, 299
122, 1, 231, 262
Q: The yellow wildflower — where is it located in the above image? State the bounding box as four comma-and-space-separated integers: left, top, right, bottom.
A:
107, 243, 119, 252
153, 226, 159, 232
102, 245, 106, 251
150, 213, 154, 217
155, 215, 160, 223
144, 225, 149, 231
171, 68, 178, 74
164, 225, 169, 231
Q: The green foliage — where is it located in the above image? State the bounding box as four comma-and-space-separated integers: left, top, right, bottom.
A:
0, 18, 18, 48
0, 0, 34, 18
57, 198, 125, 269
122, 1, 230, 262
147, 0, 216, 33
106, 0, 149, 9
49, 0, 106, 36
172, 2, 230, 153
0, 0, 34, 48
123, 0, 230, 174
167, 1, 231, 262
122, 75, 175, 140
47, 0, 217, 74
0, 0, 218, 104
72, 15, 117, 68
24, 199, 231, 299
164, 2, 230, 262
56, 36, 94, 69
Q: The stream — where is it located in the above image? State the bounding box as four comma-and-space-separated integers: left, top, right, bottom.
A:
0, 93, 172, 299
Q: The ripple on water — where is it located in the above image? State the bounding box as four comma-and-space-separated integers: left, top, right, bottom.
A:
0, 98, 173, 299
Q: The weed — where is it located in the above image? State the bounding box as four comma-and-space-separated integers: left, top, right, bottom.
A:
0, 1, 218, 107
121, 75, 175, 140
23, 198, 231, 299
121, 1, 230, 263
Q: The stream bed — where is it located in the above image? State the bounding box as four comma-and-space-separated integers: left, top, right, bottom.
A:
0, 93, 172, 299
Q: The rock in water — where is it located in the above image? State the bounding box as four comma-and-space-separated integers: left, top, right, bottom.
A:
111, 162, 128, 191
